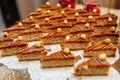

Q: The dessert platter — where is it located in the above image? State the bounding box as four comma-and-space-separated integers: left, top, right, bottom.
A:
0, 1, 120, 80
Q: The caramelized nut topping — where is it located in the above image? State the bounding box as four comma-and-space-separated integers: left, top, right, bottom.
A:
18, 36, 23, 41
57, 28, 62, 32
35, 24, 40, 29
75, 12, 79, 17
88, 15, 93, 20
63, 48, 70, 54
35, 41, 42, 48
63, 19, 68, 24
57, 3, 61, 7
104, 38, 111, 44
4, 32, 9, 37
80, 34, 86, 39
110, 27, 116, 32
46, 2, 50, 5
99, 53, 107, 61
18, 22, 23, 27
108, 17, 113, 22
82, 65, 89, 70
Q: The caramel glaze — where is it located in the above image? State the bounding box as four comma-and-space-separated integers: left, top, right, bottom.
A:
47, 6, 61, 11
50, 15, 67, 20
40, 50, 75, 61
41, 32, 66, 39
30, 22, 53, 28
0, 37, 13, 42
58, 17, 77, 22
72, 20, 86, 26
76, 9, 87, 13
19, 29, 43, 35
21, 19, 35, 25
76, 56, 111, 70
82, 13, 100, 17
94, 22, 117, 27
84, 40, 116, 52
35, 14, 53, 19
0, 41, 28, 49
28, 12, 42, 17
64, 38, 90, 43
102, 13, 118, 19
38, 5, 52, 9
47, 23, 72, 30
91, 31, 119, 37
70, 27, 94, 34
16, 45, 47, 54
3, 26, 25, 32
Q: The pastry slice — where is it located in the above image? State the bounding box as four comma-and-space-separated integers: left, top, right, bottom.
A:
0, 37, 13, 47
40, 48, 76, 68
84, 38, 116, 57
16, 42, 47, 61
18, 29, 43, 42
94, 22, 117, 33
69, 23, 94, 38
47, 19, 72, 34
91, 31, 119, 44
61, 34, 90, 50
41, 28, 66, 44
2, 26, 25, 38
74, 53, 111, 76
0, 40, 28, 57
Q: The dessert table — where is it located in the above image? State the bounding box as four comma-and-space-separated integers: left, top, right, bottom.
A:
0, 4, 120, 80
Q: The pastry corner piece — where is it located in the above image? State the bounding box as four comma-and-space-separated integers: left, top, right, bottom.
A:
84, 38, 116, 57
74, 53, 111, 76
16, 41, 47, 61
40, 48, 76, 68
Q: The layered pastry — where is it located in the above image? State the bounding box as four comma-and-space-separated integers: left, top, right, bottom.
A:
40, 48, 76, 68
2, 26, 25, 38
61, 34, 90, 50
41, 28, 66, 44
74, 53, 111, 76
18, 29, 43, 42
96, 12, 118, 24
16, 42, 47, 61
90, 31, 119, 44
0, 40, 28, 57
0, 37, 13, 47
94, 22, 117, 33
69, 23, 94, 38
47, 20, 72, 34
84, 38, 116, 57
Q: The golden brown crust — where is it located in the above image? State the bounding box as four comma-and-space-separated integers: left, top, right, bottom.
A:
21, 19, 35, 24
82, 13, 100, 17
0, 41, 28, 49
84, 40, 116, 52
64, 38, 90, 43
0, 37, 13, 42
28, 12, 42, 17
48, 23, 72, 30
73, 20, 86, 26
40, 50, 75, 61
2, 27, 25, 32
70, 27, 94, 34
35, 14, 53, 19
94, 22, 117, 27
91, 31, 119, 37
16, 45, 47, 54
50, 15, 67, 20
41, 32, 66, 38
19, 29, 43, 35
